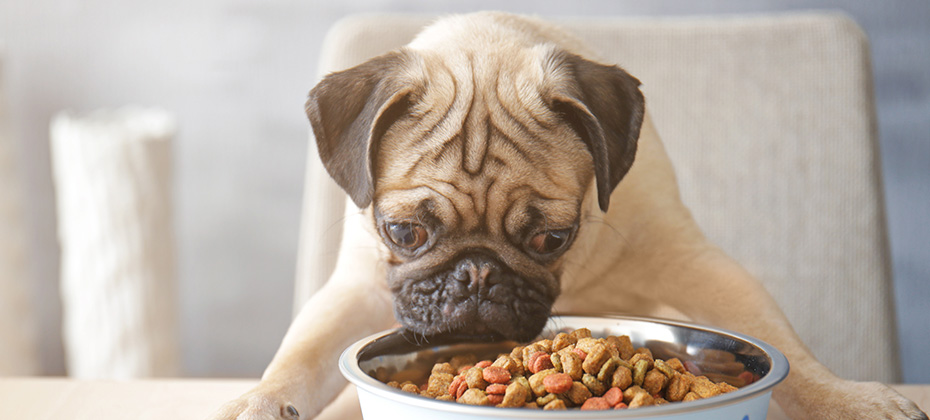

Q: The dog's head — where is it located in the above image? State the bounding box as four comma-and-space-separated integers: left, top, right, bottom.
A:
306, 44, 643, 341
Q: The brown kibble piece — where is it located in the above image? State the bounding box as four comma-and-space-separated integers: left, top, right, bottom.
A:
561, 352, 584, 380
642, 369, 669, 395
665, 358, 686, 374
718, 382, 739, 394
597, 357, 621, 383
612, 335, 635, 360
634, 347, 653, 359
582, 373, 607, 396
654, 359, 676, 378
425, 372, 454, 397
628, 392, 655, 408
458, 388, 490, 406
401, 383, 419, 393
499, 381, 530, 407
575, 337, 600, 354
691, 376, 722, 398
568, 328, 592, 341
629, 352, 654, 370
565, 381, 592, 405
622, 385, 646, 404
582, 343, 611, 375
683, 391, 700, 402
492, 354, 523, 377
543, 399, 567, 410
536, 393, 558, 406
464, 366, 487, 390
534, 339, 553, 353
512, 376, 532, 400
666, 372, 694, 402
632, 359, 649, 386
431, 363, 455, 376
550, 353, 563, 372
603, 336, 621, 358
611, 365, 633, 390
552, 332, 574, 352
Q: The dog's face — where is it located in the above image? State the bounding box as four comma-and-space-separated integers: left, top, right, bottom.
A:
307, 44, 644, 341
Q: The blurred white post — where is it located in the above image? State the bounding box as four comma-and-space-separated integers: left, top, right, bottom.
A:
51, 108, 180, 378
0, 49, 41, 376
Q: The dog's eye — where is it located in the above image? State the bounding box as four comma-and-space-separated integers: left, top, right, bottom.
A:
385, 222, 429, 250
528, 229, 572, 255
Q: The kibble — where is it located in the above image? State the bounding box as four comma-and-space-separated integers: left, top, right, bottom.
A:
543, 373, 573, 394
376, 328, 746, 410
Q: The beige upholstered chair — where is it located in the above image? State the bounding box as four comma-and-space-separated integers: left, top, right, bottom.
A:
294, 12, 899, 383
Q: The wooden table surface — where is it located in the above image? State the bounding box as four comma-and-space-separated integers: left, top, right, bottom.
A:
0, 378, 926, 419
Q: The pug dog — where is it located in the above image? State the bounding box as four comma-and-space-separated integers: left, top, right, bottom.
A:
210, 11, 926, 420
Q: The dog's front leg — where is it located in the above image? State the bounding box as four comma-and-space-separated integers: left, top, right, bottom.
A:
659, 246, 926, 420
208, 212, 393, 420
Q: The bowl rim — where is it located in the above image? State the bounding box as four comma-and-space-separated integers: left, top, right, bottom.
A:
339, 314, 789, 418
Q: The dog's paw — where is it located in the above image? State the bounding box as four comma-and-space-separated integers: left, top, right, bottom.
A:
797, 381, 927, 420
206, 387, 302, 420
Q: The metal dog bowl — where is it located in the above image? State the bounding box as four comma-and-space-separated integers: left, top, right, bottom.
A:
340, 315, 789, 419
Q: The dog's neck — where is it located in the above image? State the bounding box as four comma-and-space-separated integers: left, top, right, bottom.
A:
555, 111, 705, 316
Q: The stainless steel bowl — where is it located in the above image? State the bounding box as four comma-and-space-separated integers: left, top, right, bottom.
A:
340, 315, 789, 419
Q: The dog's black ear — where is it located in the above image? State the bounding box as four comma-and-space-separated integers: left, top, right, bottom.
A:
306, 50, 416, 208
547, 51, 645, 212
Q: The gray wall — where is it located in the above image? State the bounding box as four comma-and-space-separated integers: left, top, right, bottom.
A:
1, 0, 927, 382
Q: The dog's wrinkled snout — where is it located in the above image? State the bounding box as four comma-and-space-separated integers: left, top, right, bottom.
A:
391, 248, 553, 341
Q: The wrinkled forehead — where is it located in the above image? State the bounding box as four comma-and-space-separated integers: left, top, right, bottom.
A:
372, 48, 595, 234
376, 173, 583, 222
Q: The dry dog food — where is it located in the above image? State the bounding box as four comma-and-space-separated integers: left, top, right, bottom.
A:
376, 328, 758, 410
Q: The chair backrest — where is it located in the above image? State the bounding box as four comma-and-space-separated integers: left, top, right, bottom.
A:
295, 12, 899, 383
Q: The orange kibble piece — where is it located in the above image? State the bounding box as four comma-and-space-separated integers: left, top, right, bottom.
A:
543, 373, 573, 394
580, 397, 611, 410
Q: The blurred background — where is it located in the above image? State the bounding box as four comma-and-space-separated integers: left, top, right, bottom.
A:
0, 0, 927, 382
